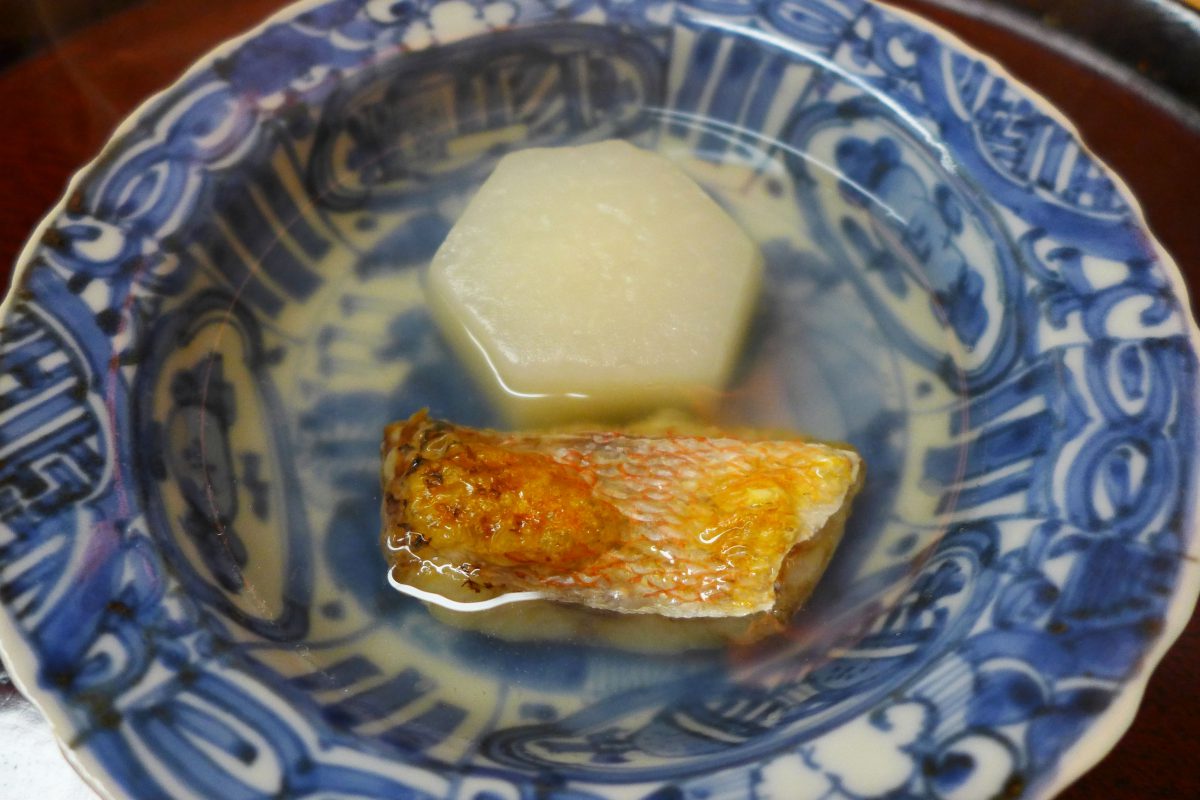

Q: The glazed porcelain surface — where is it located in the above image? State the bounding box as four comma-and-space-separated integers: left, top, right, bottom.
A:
0, 1, 1197, 798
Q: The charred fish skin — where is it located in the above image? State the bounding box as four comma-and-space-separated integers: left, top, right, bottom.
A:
381, 411, 862, 646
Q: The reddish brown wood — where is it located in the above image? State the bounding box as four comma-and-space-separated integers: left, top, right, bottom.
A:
0, 1, 1197, 798
0, 0, 144, 66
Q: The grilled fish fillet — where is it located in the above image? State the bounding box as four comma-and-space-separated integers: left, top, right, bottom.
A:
380, 411, 862, 645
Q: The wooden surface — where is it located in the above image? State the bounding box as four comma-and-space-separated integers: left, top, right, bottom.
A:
0, 0, 1197, 797
0, 0, 143, 66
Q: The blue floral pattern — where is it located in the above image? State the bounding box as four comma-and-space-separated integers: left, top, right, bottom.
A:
0, 1, 1196, 799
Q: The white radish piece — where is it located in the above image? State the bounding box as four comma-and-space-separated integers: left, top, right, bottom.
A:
427, 140, 763, 425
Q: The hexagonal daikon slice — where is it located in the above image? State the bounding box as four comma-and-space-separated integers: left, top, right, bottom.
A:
427, 140, 763, 425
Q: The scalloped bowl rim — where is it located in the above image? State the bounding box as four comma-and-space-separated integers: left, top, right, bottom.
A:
0, 1, 1196, 798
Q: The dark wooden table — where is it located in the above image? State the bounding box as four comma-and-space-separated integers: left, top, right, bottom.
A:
0, 1, 1197, 797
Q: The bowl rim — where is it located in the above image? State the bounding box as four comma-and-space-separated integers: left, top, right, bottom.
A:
878, 1, 1200, 791
0, 5, 353, 797
0, 1, 1197, 798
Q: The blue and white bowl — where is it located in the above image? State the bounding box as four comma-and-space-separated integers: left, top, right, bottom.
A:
1, 1, 1197, 798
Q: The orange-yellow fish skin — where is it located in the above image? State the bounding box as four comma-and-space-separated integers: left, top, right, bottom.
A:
381, 411, 862, 630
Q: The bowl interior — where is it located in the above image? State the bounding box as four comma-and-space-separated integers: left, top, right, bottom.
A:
127, 14, 989, 775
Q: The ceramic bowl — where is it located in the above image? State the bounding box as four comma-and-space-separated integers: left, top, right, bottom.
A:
1, 1, 1197, 798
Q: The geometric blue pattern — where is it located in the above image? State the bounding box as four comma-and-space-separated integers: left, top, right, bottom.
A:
0, 1, 1197, 798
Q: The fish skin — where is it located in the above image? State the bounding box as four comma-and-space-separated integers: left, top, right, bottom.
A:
381, 410, 862, 620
